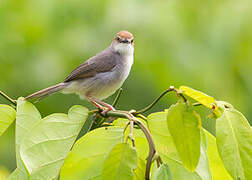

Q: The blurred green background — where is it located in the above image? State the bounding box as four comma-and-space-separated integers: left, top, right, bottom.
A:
1, 0, 252, 175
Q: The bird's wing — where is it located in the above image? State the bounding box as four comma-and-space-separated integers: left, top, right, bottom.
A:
64, 50, 117, 82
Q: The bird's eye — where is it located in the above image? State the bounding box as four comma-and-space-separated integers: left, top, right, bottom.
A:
131, 39, 134, 43
116, 37, 120, 41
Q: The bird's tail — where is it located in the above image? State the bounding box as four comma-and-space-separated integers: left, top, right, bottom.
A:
25, 83, 66, 101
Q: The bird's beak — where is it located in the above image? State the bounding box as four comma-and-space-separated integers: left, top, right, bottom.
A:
121, 39, 131, 44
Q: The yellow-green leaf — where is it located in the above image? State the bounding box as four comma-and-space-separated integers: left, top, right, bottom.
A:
179, 86, 215, 109
166, 101, 201, 172
0, 104, 16, 136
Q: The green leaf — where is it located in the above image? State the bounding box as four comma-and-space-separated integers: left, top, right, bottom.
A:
102, 143, 138, 180
204, 130, 232, 180
60, 127, 124, 180
166, 102, 201, 172
8, 168, 27, 180
160, 154, 202, 180
147, 112, 206, 179
147, 112, 178, 159
15, 98, 42, 178
0, 104, 16, 136
13, 98, 89, 179
216, 104, 252, 180
179, 86, 216, 109
152, 163, 173, 180
19, 105, 88, 179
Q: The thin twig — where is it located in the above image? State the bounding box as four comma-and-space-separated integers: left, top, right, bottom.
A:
125, 121, 135, 147
0, 91, 17, 106
112, 88, 123, 107
174, 89, 187, 102
136, 114, 147, 121
105, 110, 156, 180
133, 86, 176, 115
123, 121, 130, 134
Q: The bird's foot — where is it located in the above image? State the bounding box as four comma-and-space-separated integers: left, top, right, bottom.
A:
101, 105, 115, 116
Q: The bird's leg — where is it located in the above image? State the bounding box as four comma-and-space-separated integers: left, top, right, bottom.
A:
87, 97, 105, 111
89, 97, 115, 116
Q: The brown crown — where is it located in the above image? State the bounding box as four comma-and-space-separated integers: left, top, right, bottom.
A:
116, 31, 134, 39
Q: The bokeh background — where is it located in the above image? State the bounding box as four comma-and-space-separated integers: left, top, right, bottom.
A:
1, 0, 252, 177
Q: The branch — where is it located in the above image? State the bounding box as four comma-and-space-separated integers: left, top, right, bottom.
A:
112, 88, 123, 107
133, 86, 187, 115
0, 91, 17, 106
104, 110, 156, 180
133, 86, 175, 115
89, 88, 124, 129
125, 120, 135, 147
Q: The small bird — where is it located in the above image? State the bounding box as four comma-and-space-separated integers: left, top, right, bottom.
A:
25, 30, 134, 115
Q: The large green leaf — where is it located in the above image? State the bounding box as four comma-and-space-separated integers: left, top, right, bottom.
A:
160, 154, 202, 180
147, 112, 208, 180
216, 102, 252, 180
166, 101, 201, 172
152, 163, 173, 180
20, 105, 88, 179
10, 98, 89, 179
204, 130, 232, 180
147, 112, 178, 159
15, 98, 42, 178
102, 143, 138, 180
0, 104, 16, 136
60, 127, 124, 180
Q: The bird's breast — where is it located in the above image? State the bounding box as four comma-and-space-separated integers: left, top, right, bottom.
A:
116, 54, 134, 81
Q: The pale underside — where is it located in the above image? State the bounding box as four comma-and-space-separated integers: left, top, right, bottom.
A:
61, 54, 133, 100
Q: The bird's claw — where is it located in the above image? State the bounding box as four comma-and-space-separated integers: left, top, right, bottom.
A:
100, 106, 115, 117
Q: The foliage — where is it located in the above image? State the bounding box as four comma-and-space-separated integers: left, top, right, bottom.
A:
166, 101, 201, 171
0, 105, 16, 136
0, 86, 252, 179
1, 0, 252, 172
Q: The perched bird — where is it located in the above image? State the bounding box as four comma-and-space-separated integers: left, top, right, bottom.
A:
25, 30, 134, 115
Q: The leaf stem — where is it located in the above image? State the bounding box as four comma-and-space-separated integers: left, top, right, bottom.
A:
0, 90, 17, 106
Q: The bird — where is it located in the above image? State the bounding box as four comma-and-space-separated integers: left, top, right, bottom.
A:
25, 30, 134, 115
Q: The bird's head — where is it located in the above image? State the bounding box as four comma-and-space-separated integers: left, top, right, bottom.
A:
111, 31, 134, 55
